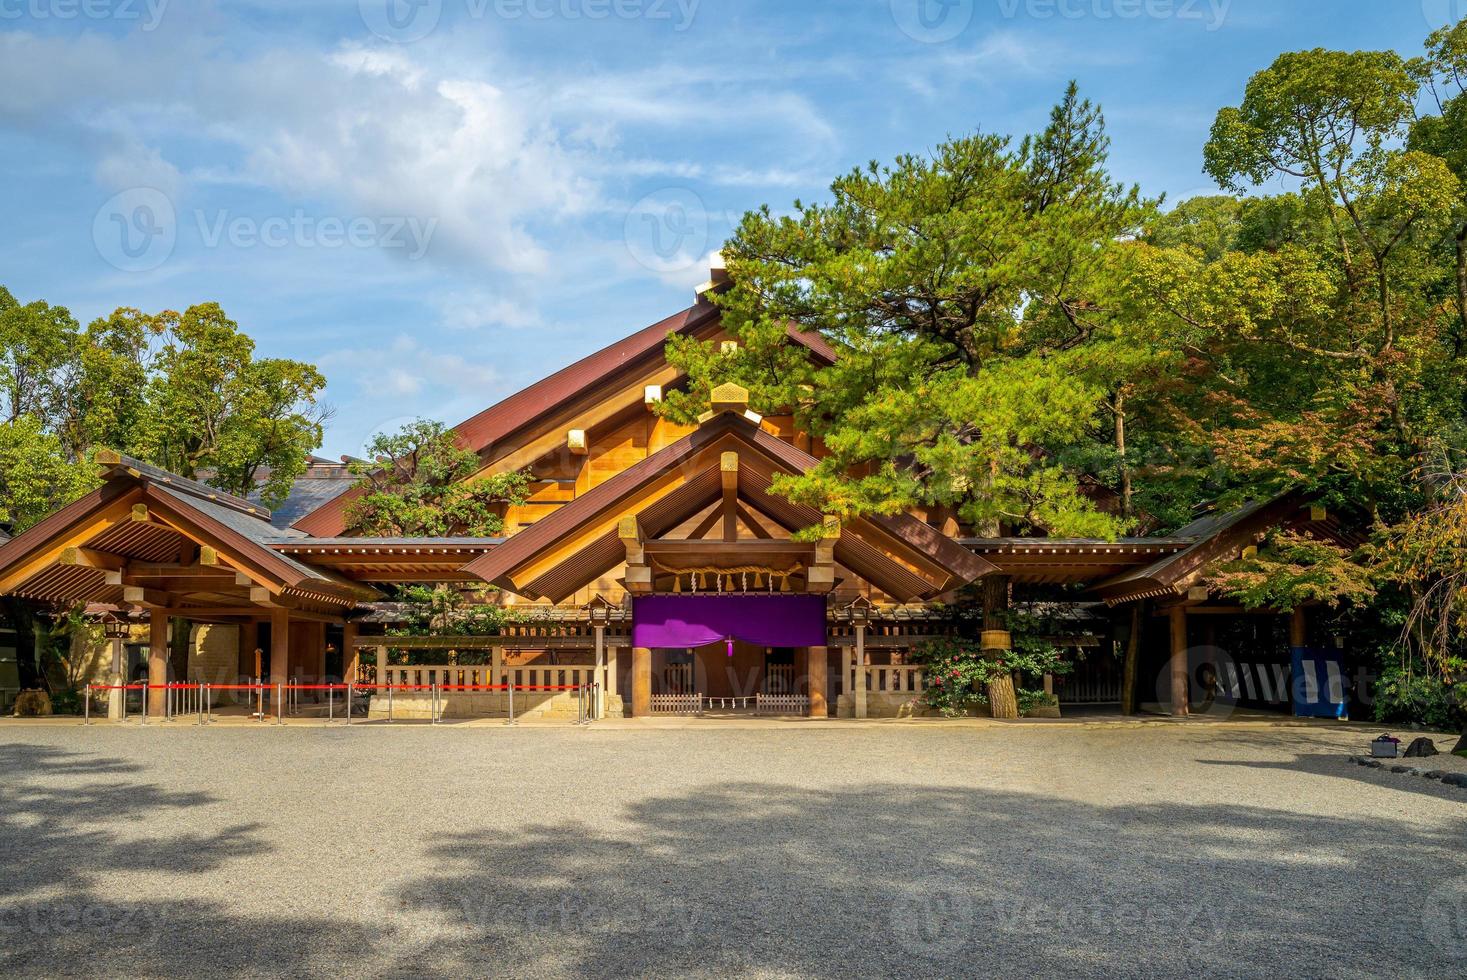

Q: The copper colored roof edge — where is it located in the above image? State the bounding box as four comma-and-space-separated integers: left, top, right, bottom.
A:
451, 300, 723, 451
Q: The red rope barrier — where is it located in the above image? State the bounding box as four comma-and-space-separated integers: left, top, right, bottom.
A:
86, 682, 591, 693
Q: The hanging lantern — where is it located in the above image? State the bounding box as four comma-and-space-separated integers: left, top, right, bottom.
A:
101, 613, 130, 640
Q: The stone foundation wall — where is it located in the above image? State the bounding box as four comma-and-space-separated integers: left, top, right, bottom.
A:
835, 692, 1059, 719
836, 692, 942, 718
190, 625, 241, 704
368, 690, 626, 721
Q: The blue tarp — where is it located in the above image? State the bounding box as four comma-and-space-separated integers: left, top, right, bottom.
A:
1290, 648, 1349, 719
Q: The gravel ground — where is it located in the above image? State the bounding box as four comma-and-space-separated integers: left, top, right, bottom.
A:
0, 719, 1464, 979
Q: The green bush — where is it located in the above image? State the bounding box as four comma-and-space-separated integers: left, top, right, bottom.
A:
1372, 663, 1464, 732
48, 688, 84, 716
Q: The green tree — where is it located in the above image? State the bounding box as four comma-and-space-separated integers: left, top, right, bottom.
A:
665, 83, 1153, 538
134, 303, 331, 504
0, 289, 332, 517
0, 415, 96, 532
345, 419, 530, 537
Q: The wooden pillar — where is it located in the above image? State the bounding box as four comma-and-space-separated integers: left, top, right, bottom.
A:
147, 609, 168, 716
607, 646, 620, 697
375, 645, 388, 689
807, 645, 828, 718
1169, 605, 1189, 717
270, 607, 290, 716
1290, 607, 1307, 649
840, 644, 853, 718
342, 621, 359, 684
239, 620, 258, 681
632, 647, 652, 717
1120, 602, 1142, 716
593, 625, 606, 720
107, 637, 124, 720
854, 625, 868, 719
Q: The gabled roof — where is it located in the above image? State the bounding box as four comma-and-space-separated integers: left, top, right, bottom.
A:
290, 298, 837, 536
465, 411, 994, 602
0, 453, 378, 609
1090, 490, 1330, 604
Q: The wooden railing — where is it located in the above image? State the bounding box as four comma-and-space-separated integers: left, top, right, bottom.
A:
764, 663, 794, 695
846, 664, 926, 694
381, 664, 599, 689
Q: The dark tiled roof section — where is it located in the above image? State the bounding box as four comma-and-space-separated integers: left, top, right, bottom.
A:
151, 485, 371, 597
100, 452, 269, 521
255, 478, 359, 530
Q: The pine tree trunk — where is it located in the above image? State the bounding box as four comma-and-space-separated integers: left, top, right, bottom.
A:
1113, 390, 1132, 521
987, 673, 1019, 719
982, 575, 1019, 719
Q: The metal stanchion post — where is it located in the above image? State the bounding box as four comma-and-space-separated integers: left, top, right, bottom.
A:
328, 685, 334, 723
506, 682, 516, 727
121, 684, 128, 722
275, 684, 284, 725
346, 683, 353, 725
84, 687, 91, 726
387, 683, 394, 723
141, 685, 148, 726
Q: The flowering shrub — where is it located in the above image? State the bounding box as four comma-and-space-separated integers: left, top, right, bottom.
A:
911, 632, 1074, 717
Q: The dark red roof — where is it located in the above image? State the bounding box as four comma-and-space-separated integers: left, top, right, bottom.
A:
292, 299, 836, 536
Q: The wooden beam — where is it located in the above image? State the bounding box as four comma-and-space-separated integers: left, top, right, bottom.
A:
123, 586, 174, 608
736, 503, 772, 539
122, 562, 237, 578
721, 451, 739, 542
125, 575, 252, 592
807, 514, 841, 593
59, 547, 126, 571
250, 587, 298, 609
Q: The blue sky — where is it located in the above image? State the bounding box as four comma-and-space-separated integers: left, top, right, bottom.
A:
0, 0, 1456, 457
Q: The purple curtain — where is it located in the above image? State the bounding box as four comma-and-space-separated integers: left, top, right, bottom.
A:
632, 594, 828, 649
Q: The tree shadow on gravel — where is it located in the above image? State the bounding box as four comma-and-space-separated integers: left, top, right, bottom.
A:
0, 742, 376, 977
380, 781, 1467, 978
1186, 729, 1467, 800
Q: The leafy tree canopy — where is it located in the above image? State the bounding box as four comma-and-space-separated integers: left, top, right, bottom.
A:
0, 289, 329, 528
344, 419, 530, 538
